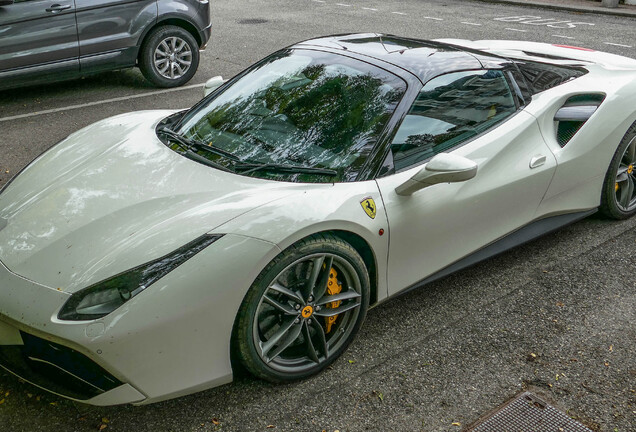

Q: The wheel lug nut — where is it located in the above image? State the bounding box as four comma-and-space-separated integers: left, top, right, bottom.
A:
307, 319, 312, 325
315, 306, 321, 311
308, 296, 314, 302
294, 318, 300, 324
295, 304, 301, 310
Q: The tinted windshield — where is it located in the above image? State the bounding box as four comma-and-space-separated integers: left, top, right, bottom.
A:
177, 49, 406, 182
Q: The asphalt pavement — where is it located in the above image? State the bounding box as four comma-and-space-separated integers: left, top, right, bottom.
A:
1, 1, 635, 431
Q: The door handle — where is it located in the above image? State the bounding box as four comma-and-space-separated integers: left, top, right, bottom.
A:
46, 4, 71, 12
529, 155, 547, 169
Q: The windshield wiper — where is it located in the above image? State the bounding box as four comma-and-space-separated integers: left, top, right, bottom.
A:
157, 127, 241, 162
234, 162, 337, 177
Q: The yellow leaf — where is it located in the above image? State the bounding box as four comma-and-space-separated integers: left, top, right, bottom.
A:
102, 418, 109, 424
452, 422, 461, 426
99, 425, 108, 431
0, 399, 5, 405
212, 418, 220, 425
267, 426, 275, 429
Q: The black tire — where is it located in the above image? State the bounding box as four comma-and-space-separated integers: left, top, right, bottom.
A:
234, 234, 370, 383
138, 25, 199, 88
600, 121, 636, 220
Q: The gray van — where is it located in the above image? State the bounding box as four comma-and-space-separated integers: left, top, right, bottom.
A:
0, 0, 211, 90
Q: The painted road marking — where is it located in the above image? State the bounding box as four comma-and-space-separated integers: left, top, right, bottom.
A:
335, 3, 351, 6
392, 11, 406, 15
423, 16, 443, 21
505, 28, 528, 33
0, 83, 204, 123
495, 15, 594, 29
362, 7, 377, 11
605, 42, 633, 48
461, 22, 482, 26
553, 35, 575, 39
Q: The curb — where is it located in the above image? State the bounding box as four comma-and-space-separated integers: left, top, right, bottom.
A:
473, 0, 636, 18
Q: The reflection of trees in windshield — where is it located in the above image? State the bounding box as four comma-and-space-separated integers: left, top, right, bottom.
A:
183, 54, 404, 182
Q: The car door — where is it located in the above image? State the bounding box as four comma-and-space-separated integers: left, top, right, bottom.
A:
376, 69, 557, 296
0, 0, 79, 75
74, 0, 157, 72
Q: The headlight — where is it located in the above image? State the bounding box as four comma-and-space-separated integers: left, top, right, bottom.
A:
58, 234, 223, 321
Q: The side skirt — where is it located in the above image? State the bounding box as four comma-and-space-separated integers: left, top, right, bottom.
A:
394, 209, 597, 298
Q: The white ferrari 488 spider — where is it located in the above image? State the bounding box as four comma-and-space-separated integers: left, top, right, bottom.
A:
1, 34, 635, 405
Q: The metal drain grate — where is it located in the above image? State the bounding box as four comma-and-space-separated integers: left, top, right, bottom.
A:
467, 392, 592, 432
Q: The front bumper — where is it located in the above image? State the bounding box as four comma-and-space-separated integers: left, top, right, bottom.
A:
0, 234, 280, 405
0, 261, 145, 405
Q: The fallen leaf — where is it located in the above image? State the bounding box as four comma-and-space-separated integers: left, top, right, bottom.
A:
0, 399, 5, 405
212, 418, 220, 425
609, 345, 613, 352
452, 422, 461, 426
556, 302, 564, 307
378, 392, 384, 402
99, 425, 107, 431
555, 374, 559, 381
267, 425, 275, 429
50, 402, 58, 406
348, 360, 355, 364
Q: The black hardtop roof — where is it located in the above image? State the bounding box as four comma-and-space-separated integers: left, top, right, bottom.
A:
295, 33, 509, 83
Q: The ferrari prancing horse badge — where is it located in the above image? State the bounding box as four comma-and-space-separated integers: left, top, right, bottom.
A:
360, 197, 376, 219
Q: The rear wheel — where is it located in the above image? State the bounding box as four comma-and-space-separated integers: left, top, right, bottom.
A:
600, 122, 636, 219
138, 25, 199, 88
234, 234, 370, 382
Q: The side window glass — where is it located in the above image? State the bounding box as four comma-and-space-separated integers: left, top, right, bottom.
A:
391, 70, 517, 171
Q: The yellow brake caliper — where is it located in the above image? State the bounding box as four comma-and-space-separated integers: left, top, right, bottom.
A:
325, 267, 342, 333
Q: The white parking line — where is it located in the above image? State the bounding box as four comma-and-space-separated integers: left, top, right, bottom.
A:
0, 83, 204, 123
505, 28, 528, 33
335, 3, 351, 6
553, 35, 575, 39
604, 42, 633, 48
392, 11, 406, 15
423, 16, 443, 21
461, 22, 482, 26
362, 7, 378, 11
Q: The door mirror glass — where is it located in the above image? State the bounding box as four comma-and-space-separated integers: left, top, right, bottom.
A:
203, 76, 225, 97
395, 153, 477, 196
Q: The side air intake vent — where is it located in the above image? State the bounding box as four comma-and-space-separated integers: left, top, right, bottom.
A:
554, 94, 605, 147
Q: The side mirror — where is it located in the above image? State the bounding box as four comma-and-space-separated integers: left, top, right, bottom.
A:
0, 0, 14, 5
203, 76, 225, 97
395, 153, 478, 196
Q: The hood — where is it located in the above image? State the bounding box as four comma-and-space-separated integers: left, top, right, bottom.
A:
0, 110, 305, 292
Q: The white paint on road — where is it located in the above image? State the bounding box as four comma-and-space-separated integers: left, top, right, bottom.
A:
392, 11, 406, 15
0, 83, 204, 123
335, 3, 351, 6
362, 7, 377, 11
505, 28, 528, 33
461, 22, 482, 26
495, 15, 595, 29
553, 35, 575, 39
422, 16, 443, 21
604, 42, 633, 48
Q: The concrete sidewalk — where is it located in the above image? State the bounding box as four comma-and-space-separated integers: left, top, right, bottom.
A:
476, 0, 636, 18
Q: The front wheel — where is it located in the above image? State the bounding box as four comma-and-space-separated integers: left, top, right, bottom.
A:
138, 25, 200, 88
234, 234, 370, 382
600, 121, 636, 219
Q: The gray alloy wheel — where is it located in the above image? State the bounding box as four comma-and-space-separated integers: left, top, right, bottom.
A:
613, 135, 636, 212
600, 121, 636, 219
139, 25, 199, 88
235, 234, 369, 382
